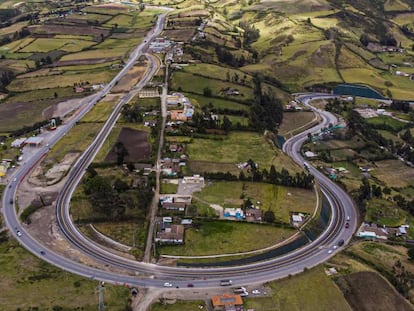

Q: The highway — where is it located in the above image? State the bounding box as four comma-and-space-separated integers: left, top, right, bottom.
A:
1, 17, 358, 289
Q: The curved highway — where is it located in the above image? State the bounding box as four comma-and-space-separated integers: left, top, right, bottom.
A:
1, 20, 358, 289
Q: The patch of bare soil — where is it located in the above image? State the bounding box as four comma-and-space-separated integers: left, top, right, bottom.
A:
337, 272, 413, 311
111, 62, 147, 93
43, 93, 96, 120
55, 57, 120, 67
29, 152, 79, 187
105, 127, 150, 162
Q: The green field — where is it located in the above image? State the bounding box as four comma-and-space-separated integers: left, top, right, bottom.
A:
81, 100, 118, 123
186, 131, 299, 172
245, 266, 351, 311
60, 48, 129, 61
0, 239, 130, 310
188, 93, 250, 111
7, 70, 117, 92
158, 220, 296, 256
93, 222, 146, 248
372, 159, 414, 188
279, 111, 316, 136
171, 71, 254, 101
366, 198, 407, 227
20, 38, 95, 53
195, 181, 316, 223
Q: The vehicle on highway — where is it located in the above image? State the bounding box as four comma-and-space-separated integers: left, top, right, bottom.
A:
40, 250, 45, 255
187, 283, 194, 287
345, 222, 349, 228
338, 239, 345, 246
346, 216, 350, 221
9, 199, 13, 204
328, 250, 333, 254
240, 292, 249, 297
163, 282, 173, 287
252, 289, 261, 295
333, 245, 338, 249
16, 230, 22, 237
220, 280, 233, 286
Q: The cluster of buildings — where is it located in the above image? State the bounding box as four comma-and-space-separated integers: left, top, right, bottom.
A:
354, 108, 392, 119
149, 37, 173, 53
367, 43, 405, 53
167, 92, 194, 122
11, 136, 44, 148
223, 207, 263, 222
156, 195, 194, 245
357, 222, 409, 240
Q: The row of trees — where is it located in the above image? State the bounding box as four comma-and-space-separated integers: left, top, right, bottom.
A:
204, 164, 314, 189
83, 168, 154, 221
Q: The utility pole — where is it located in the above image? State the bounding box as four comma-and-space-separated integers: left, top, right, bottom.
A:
97, 281, 105, 311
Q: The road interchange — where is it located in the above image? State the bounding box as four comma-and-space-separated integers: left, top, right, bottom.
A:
1, 14, 358, 288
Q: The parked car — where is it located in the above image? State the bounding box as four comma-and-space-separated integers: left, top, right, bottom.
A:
252, 289, 261, 295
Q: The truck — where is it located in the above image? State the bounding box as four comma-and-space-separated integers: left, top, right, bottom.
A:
220, 280, 233, 286
233, 287, 247, 294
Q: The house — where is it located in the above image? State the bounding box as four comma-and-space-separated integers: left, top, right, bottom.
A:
245, 208, 262, 222
181, 219, 193, 225
305, 151, 317, 158
11, 138, 27, 148
183, 175, 204, 184
162, 202, 187, 212
291, 214, 305, 227
357, 223, 388, 239
211, 293, 243, 311
224, 208, 244, 220
359, 165, 372, 172
155, 223, 184, 244
170, 110, 187, 122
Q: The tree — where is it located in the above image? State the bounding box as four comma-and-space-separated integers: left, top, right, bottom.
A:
264, 210, 275, 223
114, 141, 128, 165
222, 116, 232, 133
203, 86, 212, 97
408, 248, 414, 261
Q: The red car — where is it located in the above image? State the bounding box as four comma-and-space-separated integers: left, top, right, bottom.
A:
345, 222, 349, 228
187, 283, 194, 287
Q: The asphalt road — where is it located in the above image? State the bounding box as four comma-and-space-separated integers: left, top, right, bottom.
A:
1, 22, 358, 289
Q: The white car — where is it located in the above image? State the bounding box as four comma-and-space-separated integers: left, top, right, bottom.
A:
328, 250, 333, 254
333, 245, 338, 250
252, 289, 261, 295
16, 230, 22, 237
163, 282, 173, 287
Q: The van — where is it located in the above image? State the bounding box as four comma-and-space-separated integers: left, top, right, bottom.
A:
220, 280, 232, 286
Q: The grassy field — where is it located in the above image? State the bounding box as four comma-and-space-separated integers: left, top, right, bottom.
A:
244, 266, 351, 311
372, 159, 414, 188
150, 300, 205, 311
366, 115, 406, 132
81, 100, 118, 123
279, 111, 316, 136
195, 181, 316, 223
186, 131, 300, 173
20, 38, 95, 53
60, 48, 129, 61
188, 93, 250, 111
160, 182, 178, 194
7, 70, 117, 92
365, 198, 407, 227
0, 239, 131, 311
46, 123, 101, 164
171, 71, 254, 102
158, 220, 296, 256
93, 222, 146, 248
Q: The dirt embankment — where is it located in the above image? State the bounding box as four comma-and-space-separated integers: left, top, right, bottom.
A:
336, 271, 413, 311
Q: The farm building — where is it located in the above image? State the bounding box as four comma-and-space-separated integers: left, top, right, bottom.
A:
25, 137, 44, 147
11, 138, 27, 148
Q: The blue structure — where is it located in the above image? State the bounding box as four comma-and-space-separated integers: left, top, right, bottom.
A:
333, 84, 386, 100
